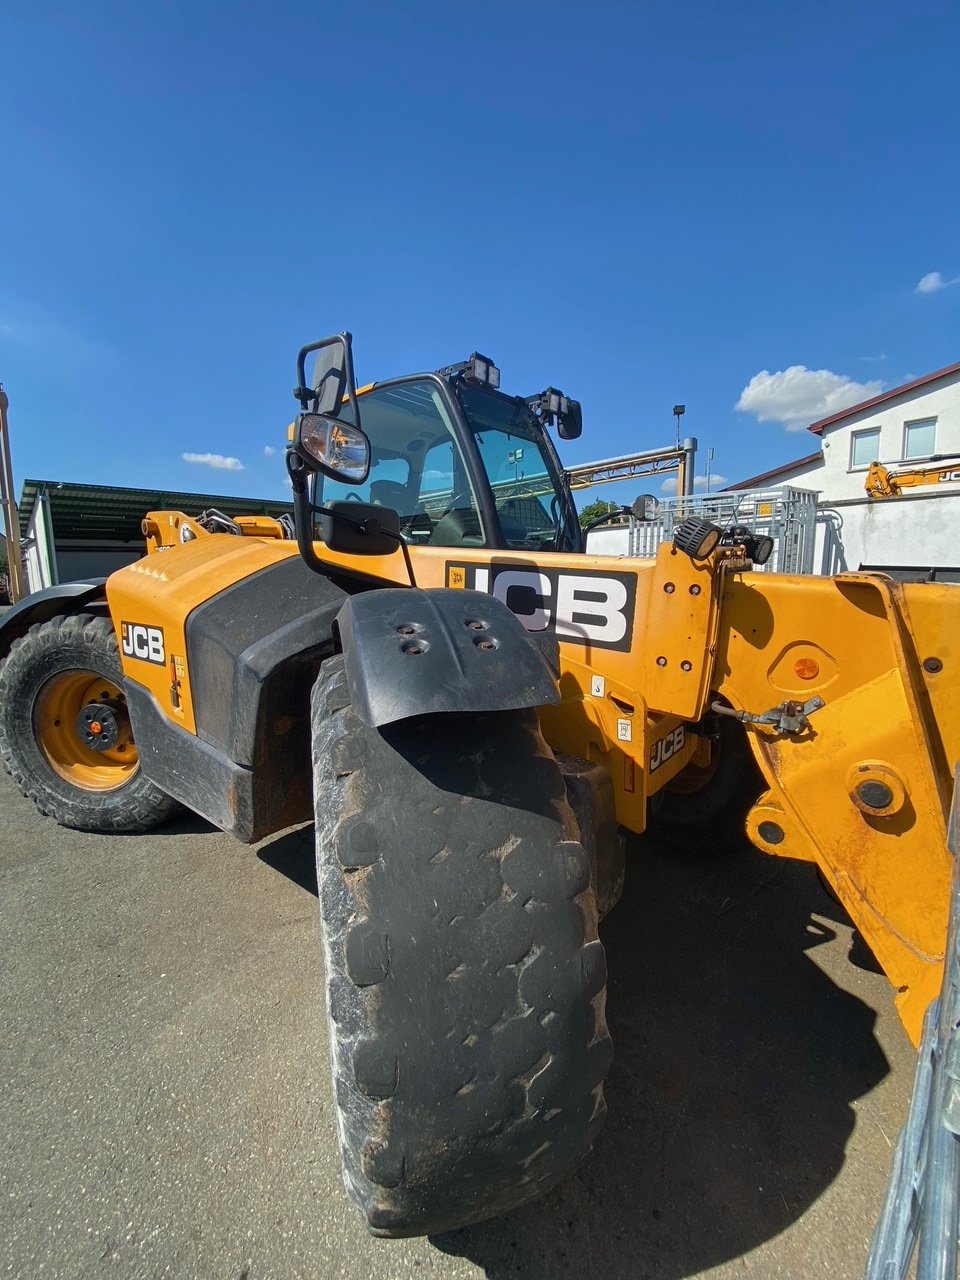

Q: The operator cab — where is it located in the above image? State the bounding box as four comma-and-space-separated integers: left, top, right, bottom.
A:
286, 333, 583, 565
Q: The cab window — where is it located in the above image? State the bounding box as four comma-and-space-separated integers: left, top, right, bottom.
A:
321, 380, 484, 547
457, 384, 579, 551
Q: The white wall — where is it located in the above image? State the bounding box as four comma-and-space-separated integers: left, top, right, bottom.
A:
816, 489, 960, 575
23, 501, 57, 593
815, 371, 960, 500
585, 526, 631, 555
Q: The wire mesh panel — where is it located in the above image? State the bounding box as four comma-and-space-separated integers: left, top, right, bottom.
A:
627, 487, 818, 573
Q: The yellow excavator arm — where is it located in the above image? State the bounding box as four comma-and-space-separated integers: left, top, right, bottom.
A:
865, 458, 960, 498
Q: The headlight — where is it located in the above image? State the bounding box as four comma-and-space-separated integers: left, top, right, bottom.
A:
674, 517, 722, 560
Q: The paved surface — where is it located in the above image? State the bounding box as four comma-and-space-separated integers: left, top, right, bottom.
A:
0, 764, 916, 1280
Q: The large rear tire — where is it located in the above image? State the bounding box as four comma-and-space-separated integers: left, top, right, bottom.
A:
311, 655, 612, 1237
0, 613, 178, 833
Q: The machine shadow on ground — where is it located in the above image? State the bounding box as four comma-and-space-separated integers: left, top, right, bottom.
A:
256, 825, 891, 1280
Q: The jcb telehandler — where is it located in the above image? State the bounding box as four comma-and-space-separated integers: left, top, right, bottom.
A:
1, 334, 957, 1240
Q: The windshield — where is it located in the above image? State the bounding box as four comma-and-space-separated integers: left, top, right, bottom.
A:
319, 379, 485, 548
456, 384, 580, 551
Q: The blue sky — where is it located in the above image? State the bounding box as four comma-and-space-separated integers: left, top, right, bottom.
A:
2, 0, 958, 511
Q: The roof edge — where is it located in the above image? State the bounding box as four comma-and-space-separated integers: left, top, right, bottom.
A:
808, 360, 960, 435
725, 451, 823, 491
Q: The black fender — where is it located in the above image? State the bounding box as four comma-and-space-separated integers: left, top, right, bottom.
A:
334, 587, 561, 727
0, 581, 108, 661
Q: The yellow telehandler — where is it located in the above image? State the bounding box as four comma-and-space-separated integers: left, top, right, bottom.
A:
0, 333, 957, 1244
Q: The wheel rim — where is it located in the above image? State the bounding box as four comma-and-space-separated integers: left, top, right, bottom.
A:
34, 670, 139, 792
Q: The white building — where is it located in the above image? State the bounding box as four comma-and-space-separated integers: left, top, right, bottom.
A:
729, 360, 960, 580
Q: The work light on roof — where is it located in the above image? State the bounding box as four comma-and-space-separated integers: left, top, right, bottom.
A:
464, 353, 500, 388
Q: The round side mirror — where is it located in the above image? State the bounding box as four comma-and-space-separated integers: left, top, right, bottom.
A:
631, 494, 660, 521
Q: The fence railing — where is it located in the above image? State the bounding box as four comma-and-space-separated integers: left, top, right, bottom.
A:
617, 486, 818, 574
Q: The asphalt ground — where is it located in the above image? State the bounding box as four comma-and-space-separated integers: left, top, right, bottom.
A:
0, 761, 917, 1280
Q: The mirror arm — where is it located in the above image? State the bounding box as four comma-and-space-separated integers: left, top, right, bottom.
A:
582, 506, 630, 534
289, 465, 329, 575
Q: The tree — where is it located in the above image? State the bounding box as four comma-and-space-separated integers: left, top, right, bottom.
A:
578, 498, 621, 528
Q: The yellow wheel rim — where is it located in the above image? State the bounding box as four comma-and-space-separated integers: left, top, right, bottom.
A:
34, 670, 139, 792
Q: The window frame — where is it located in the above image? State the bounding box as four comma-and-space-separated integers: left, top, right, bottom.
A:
902, 417, 937, 462
849, 426, 881, 472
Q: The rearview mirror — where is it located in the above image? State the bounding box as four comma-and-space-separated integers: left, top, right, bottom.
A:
321, 502, 401, 556
558, 400, 582, 440
295, 331, 358, 419
631, 494, 659, 521
295, 413, 370, 484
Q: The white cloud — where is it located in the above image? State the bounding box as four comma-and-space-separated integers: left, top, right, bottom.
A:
915, 271, 960, 295
660, 474, 728, 494
735, 365, 884, 432
181, 451, 245, 471
263, 445, 277, 457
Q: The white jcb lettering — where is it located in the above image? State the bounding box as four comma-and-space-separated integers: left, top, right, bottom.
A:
121, 623, 165, 665
457, 564, 635, 651
555, 576, 628, 645
493, 570, 552, 633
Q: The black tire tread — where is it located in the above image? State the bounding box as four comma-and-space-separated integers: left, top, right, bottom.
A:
311, 654, 612, 1237
0, 613, 178, 833
647, 712, 762, 854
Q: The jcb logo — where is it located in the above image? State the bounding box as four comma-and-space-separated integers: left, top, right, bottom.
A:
650, 725, 685, 772
121, 622, 166, 666
447, 563, 636, 651
939, 470, 960, 483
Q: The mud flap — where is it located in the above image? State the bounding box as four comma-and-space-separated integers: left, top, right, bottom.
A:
334, 587, 560, 727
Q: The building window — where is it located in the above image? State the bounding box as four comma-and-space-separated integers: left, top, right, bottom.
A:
903, 418, 936, 460
850, 427, 880, 470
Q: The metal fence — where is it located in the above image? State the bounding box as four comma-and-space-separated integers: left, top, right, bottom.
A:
625, 486, 819, 574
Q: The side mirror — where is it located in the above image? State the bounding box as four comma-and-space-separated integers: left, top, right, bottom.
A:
294, 413, 370, 484
321, 502, 401, 556
631, 494, 660, 521
558, 400, 582, 440
525, 388, 583, 439
295, 331, 358, 419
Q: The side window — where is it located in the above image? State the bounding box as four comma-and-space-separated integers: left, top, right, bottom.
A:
418, 440, 456, 515
903, 418, 936, 460
318, 379, 486, 548
850, 427, 880, 470
417, 439, 484, 547
322, 456, 410, 506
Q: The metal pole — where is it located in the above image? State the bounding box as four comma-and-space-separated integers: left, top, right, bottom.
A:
0, 383, 27, 603
683, 436, 698, 498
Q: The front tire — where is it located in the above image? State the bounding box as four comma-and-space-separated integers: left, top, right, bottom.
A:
646, 712, 762, 854
0, 613, 178, 833
311, 655, 612, 1237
